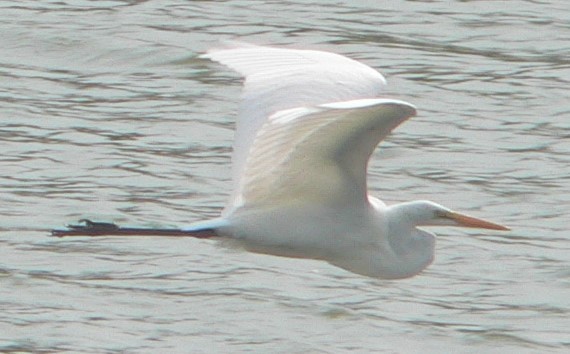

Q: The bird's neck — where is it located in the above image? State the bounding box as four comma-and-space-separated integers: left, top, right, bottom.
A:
384, 201, 436, 257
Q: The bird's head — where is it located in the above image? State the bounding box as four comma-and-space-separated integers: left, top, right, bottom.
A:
388, 200, 509, 231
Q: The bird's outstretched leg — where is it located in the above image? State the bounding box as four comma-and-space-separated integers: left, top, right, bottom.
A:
50, 219, 217, 238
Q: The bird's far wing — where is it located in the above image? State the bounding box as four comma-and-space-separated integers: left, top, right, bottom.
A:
230, 98, 416, 211
203, 41, 384, 81
202, 43, 387, 192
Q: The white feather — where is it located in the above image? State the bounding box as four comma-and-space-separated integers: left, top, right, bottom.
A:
202, 43, 387, 208
237, 98, 416, 209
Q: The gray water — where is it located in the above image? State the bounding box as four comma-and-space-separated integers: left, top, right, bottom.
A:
1, 0, 569, 353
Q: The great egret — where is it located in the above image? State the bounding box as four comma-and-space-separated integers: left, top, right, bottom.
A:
53, 43, 509, 279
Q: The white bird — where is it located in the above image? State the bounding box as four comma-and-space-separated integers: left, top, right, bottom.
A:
183, 43, 509, 279
55, 43, 509, 279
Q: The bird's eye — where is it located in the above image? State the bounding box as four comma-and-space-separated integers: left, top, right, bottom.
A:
435, 210, 450, 218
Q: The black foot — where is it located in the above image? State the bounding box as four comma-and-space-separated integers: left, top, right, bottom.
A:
51, 219, 119, 237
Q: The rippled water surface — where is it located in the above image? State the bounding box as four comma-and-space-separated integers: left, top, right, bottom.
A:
1, 1, 569, 353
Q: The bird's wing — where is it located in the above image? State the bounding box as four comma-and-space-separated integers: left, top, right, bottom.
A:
202, 43, 387, 193
231, 98, 416, 210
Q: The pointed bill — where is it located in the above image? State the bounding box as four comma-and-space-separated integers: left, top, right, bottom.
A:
447, 211, 510, 231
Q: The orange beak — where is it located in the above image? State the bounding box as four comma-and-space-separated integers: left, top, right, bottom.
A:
445, 211, 510, 231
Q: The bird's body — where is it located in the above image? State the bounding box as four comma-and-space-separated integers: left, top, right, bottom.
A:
54, 42, 508, 279
213, 197, 436, 279
184, 43, 508, 279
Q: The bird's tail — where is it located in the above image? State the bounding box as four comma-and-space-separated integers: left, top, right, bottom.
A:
181, 218, 229, 233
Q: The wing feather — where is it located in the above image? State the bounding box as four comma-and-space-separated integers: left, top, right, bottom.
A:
202, 44, 388, 195
233, 99, 416, 210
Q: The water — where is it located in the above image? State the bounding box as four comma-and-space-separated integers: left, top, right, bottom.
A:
1, 0, 569, 352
